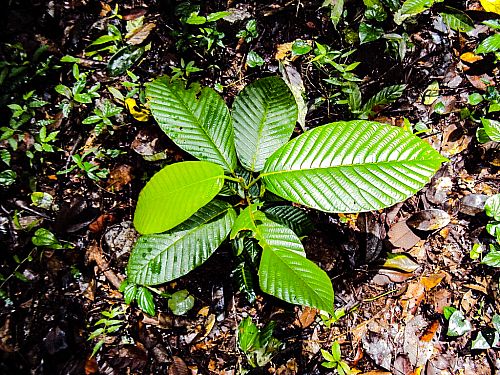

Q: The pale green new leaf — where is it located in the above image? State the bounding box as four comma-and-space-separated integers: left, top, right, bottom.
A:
476, 33, 500, 54
134, 161, 225, 234
146, 77, 237, 172
257, 218, 334, 313
262, 120, 447, 213
233, 76, 298, 172
128, 200, 236, 285
482, 118, 500, 142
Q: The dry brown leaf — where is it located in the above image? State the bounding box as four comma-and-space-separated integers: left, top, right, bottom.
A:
407, 209, 450, 231
388, 221, 420, 250
107, 164, 133, 191
431, 288, 452, 313
168, 356, 189, 375
372, 269, 414, 285
89, 213, 115, 233
359, 372, 392, 375
400, 282, 426, 317
275, 42, 294, 60
420, 320, 440, 342
85, 356, 99, 374
467, 74, 494, 91
294, 306, 317, 328
421, 272, 446, 291
127, 23, 156, 45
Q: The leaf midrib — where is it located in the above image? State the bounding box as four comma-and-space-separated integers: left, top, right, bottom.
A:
150, 83, 234, 172
250, 97, 270, 171
261, 157, 444, 178
146, 174, 222, 198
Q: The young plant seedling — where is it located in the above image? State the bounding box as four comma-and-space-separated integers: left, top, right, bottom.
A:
125, 75, 447, 314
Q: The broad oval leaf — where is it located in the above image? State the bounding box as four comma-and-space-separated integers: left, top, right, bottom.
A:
257, 218, 334, 313
146, 77, 237, 172
129, 200, 236, 285
134, 161, 225, 234
482, 118, 500, 142
476, 33, 500, 54
262, 120, 447, 213
232, 76, 298, 172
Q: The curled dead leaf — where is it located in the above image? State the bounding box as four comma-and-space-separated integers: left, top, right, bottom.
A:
168, 356, 189, 375
407, 209, 450, 231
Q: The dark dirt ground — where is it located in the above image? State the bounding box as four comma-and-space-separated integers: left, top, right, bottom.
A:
0, 0, 499, 374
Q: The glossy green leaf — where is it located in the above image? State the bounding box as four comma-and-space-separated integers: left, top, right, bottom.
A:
262, 120, 447, 213
234, 261, 256, 303
476, 33, 500, 54
230, 204, 264, 239
485, 194, 500, 221
440, 13, 474, 33
133, 161, 225, 234
168, 290, 195, 315
482, 245, 500, 267
400, 0, 434, 15
482, 118, 500, 142
360, 84, 406, 117
359, 23, 384, 44
257, 218, 334, 313
447, 310, 471, 337
246, 50, 265, 68
129, 200, 236, 285
146, 77, 237, 172
233, 76, 298, 172
107, 46, 145, 76
263, 205, 313, 236
136, 286, 156, 316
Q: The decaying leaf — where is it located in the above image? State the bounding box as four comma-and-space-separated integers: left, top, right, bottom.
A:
107, 164, 133, 191
280, 63, 307, 131
407, 209, 450, 231
387, 221, 421, 250
126, 23, 156, 45
168, 356, 189, 375
382, 253, 420, 273
294, 306, 317, 328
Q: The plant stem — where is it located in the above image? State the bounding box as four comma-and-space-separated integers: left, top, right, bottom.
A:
246, 175, 261, 190
223, 175, 242, 183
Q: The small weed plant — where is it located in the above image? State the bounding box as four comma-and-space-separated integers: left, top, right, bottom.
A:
125, 75, 446, 314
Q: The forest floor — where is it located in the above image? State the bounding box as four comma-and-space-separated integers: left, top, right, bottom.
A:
0, 0, 499, 374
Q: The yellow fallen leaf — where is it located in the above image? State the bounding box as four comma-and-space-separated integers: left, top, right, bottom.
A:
125, 98, 150, 122
275, 42, 294, 60
480, 0, 500, 14
460, 52, 483, 63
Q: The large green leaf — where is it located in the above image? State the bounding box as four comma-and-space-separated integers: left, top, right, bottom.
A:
146, 77, 237, 172
262, 120, 447, 213
128, 200, 236, 285
476, 33, 500, 54
256, 218, 334, 313
134, 161, 225, 234
232, 76, 298, 172
231, 206, 334, 312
